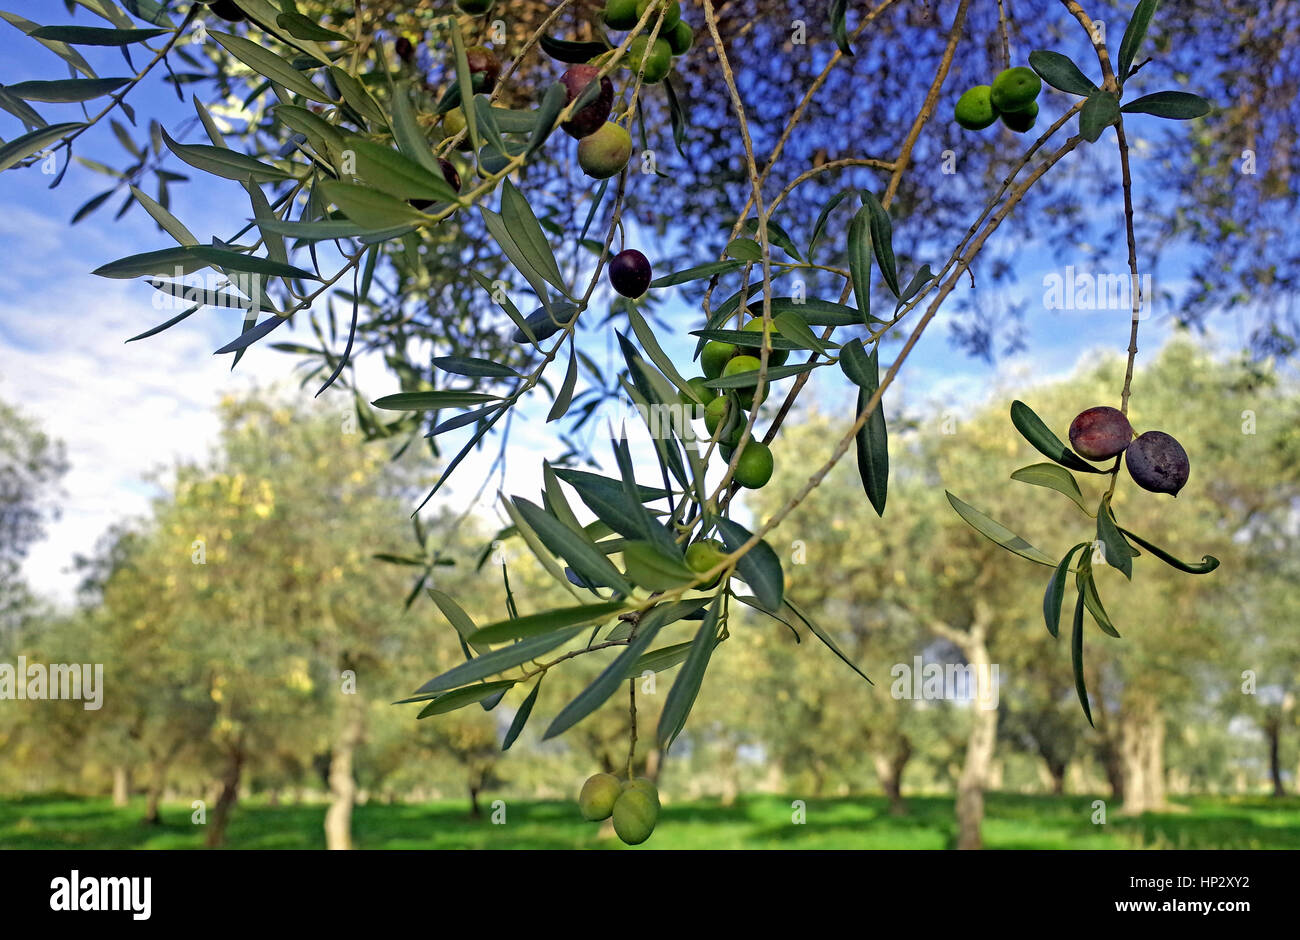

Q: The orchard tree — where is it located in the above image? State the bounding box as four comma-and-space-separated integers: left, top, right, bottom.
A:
1, 0, 1224, 845
0, 398, 68, 632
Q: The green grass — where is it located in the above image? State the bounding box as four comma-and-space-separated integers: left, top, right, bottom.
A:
2, 792, 1298, 849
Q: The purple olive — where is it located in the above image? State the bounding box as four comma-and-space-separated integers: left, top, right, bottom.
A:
1125, 430, 1190, 496
465, 45, 500, 94
208, 0, 246, 21
609, 249, 651, 297
560, 65, 614, 139
410, 158, 462, 210
1068, 406, 1134, 460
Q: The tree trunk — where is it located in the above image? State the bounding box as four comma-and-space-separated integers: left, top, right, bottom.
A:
468, 782, 482, 820
872, 739, 912, 815
1048, 761, 1066, 796
1119, 697, 1166, 815
1096, 733, 1125, 803
1265, 716, 1286, 797
205, 748, 243, 848
954, 615, 996, 850
325, 692, 366, 850
111, 765, 131, 807
142, 744, 181, 826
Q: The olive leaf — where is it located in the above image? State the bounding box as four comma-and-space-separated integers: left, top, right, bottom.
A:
1071, 587, 1094, 726
1028, 49, 1098, 97
1010, 463, 1089, 513
1010, 400, 1106, 473
411, 627, 584, 696
542, 599, 706, 739
848, 206, 872, 323
502, 677, 543, 750
657, 597, 722, 749
468, 600, 627, 645
1044, 542, 1089, 638
1120, 91, 1211, 120
844, 341, 888, 517
1079, 91, 1121, 142
416, 680, 517, 718
1117, 0, 1160, 81
714, 518, 784, 611
861, 190, 900, 297
830, 0, 855, 56
1096, 494, 1136, 579
945, 491, 1057, 567
1119, 527, 1220, 574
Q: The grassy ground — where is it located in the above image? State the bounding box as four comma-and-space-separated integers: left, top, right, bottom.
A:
2, 792, 1298, 850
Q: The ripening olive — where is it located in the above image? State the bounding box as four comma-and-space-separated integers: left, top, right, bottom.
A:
1125, 430, 1190, 496
578, 773, 623, 821
1068, 406, 1133, 460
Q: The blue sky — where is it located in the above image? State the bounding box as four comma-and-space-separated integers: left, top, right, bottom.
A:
0, 1, 1251, 605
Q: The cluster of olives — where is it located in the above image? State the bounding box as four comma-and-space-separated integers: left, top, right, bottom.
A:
579, 772, 661, 845
440, 44, 504, 150
603, 0, 694, 84
955, 66, 1043, 133
682, 314, 781, 490
1068, 406, 1190, 495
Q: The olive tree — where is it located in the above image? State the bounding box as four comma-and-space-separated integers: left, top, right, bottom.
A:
0, 0, 1223, 845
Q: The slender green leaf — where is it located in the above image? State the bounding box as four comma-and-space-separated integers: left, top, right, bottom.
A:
277, 12, 352, 42
1117, 0, 1159, 81
714, 517, 784, 612
371, 390, 500, 411
6, 77, 128, 102
344, 137, 459, 202
210, 31, 334, 103
413, 627, 582, 695
319, 180, 429, 229
502, 677, 542, 750
1010, 400, 1106, 473
830, 0, 854, 55
92, 244, 317, 280
1118, 527, 1219, 574
1071, 588, 1094, 726
513, 497, 634, 595
786, 597, 872, 684
945, 491, 1057, 567
649, 260, 744, 289
28, 25, 168, 45
162, 127, 293, 181
862, 190, 899, 296
622, 541, 696, 591
542, 599, 704, 739
0, 122, 85, 172
848, 206, 872, 321
416, 680, 516, 717
1044, 543, 1088, 638
432, 355, 520, 379
500, 179, 567, 291
1010, 463, 1089, 513
854, 386, 888, 516
1096, 494, 1135, 579
469, 600, 626, 645
657, 597, 721, 748
129, 184, 197, 245
1120, 90, 1211, 120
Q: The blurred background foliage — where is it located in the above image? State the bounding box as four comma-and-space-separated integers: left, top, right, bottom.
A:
2, 338, 1297, 847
